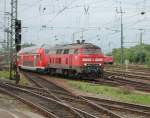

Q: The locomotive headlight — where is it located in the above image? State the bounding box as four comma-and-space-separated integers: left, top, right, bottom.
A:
95, 58, 103, 62
84, 63, 87, 66
82, 58, 92, 62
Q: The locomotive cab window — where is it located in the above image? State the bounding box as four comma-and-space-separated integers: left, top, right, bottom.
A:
63, 49, 69, 54
83, 48, 102, 54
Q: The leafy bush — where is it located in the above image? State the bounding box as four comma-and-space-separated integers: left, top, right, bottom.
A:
111, 44, 150, 65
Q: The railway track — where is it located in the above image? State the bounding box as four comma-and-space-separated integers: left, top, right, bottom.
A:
105, 65, 150, 74
102, 75, 150, 92
105, 69, 150, 82
101, 66, 150, 92
106, 64, 150, 70
23, 72, 150, 118
1, 79, 150, 118
84, 96, 150, 117
0, 82, 84, 118
72, 74, 150, 93
23, 72, 124, 118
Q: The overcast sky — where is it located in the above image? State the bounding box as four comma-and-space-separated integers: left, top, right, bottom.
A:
0, 0, 150, 53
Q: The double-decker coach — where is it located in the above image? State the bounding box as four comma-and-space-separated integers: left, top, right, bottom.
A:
18, 45, 49, 72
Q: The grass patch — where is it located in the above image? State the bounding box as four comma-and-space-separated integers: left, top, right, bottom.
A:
68, 81, 150, 105
0, 71, 10, 80
19, 74, 31, 86
0, 71, 30, 86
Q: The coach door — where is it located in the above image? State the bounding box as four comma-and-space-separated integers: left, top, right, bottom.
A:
69, 55, 73, 68
33, 55, 36, 67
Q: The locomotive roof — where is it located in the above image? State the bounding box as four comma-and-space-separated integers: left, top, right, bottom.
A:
53, 43, 100, 49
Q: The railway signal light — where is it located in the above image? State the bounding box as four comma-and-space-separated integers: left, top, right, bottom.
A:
15, 19, 21, 52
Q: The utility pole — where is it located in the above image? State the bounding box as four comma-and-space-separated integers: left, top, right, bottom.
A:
10, 0, 21, 84
72, 32, 75, 43
139, 29, 144, 64
3, 0, 6, 43
108, 41, 111, 52
116, 3, 125, 64
138, 29, 144, 45
140, 32, 143, 45
4, 12, 10, 63
81, 29, 84, 40
6, 15, 10, 51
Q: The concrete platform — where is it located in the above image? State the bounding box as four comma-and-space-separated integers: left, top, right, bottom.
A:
0, 109, 45, 118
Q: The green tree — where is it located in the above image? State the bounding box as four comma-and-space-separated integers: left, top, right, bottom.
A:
111, 44, 150, 65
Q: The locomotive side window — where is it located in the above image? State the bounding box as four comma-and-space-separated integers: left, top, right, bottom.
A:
56, 49, 62, 54
83, 48, 102, 54
63, 49, 69, 54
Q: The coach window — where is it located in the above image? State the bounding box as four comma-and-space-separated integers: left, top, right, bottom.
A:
63, 49, 69, 54
49, 49, 56, 54
45, 49, 49, 54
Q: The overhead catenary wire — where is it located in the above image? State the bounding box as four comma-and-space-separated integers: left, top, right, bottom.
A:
12, 0, 150, 49
45, 0, 76, 25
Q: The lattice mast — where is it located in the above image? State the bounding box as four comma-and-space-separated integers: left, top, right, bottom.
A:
10, 0, 20, 83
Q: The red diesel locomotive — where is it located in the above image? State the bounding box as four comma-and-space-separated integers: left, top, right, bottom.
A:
18, 42, 104, 79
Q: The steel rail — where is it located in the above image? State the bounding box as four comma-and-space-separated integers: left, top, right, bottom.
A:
84, 96, 150, 116
5, 75, 100, 118
0, 83, 84, 118
105, 70, 150, 81
105, 75, 150, 92
24, 72, 124, 118
4, 81, 150, 117
0, 87, 57, 118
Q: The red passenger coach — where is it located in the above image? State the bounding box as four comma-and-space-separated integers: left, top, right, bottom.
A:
18, 45, 49, 72
104, 56, 113, 64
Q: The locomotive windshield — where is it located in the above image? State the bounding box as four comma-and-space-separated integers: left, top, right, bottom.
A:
83, 48, 102, 54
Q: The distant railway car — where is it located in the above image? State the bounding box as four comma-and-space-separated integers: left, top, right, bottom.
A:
104, 56, 113, 64
18, 45, 49, 72
18, 42, 105, 79
47, 42, 104, 78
